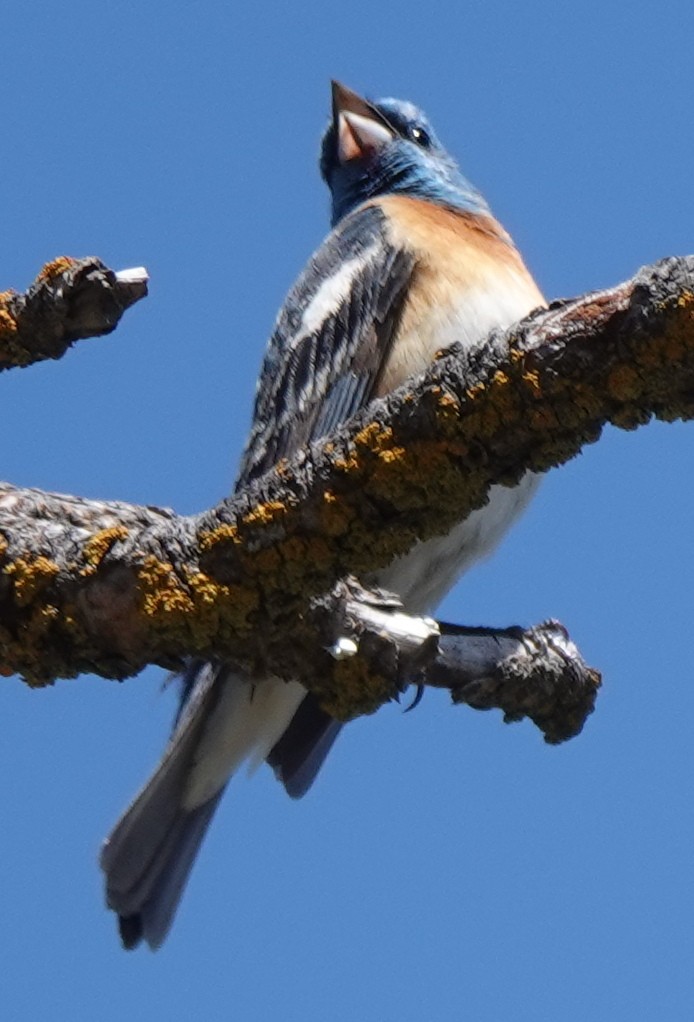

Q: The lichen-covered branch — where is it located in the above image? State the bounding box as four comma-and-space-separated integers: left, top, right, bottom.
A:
0, 258, 148, 370
0, 256, 691, 724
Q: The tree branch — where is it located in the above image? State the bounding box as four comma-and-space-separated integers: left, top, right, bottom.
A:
305, 580, 599, 741
0, 258, 148, 370
0, 256, 690, 733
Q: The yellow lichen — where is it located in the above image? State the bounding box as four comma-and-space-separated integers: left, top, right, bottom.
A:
137, 555, 258, 647
81, 526, 129, 574
185, 571, 226, 605
436, 390, 461, 416
138, 557, 194, 618
465, 382, 486, 401
354, 422, 394, 452
522, 370, 542, 395
6, 599, 89, 688
198, 523, 241, 552
0, 308, 17, 335
333, 452, 360, 473
184, 570, 259, 643
4, 556, 60, 606
242, 500, 289, 527
0, 595, 92, 687
37, 257, 78, 282
378, 445, 407, 465
332, 422, 398, 476
274, 459, 292, 478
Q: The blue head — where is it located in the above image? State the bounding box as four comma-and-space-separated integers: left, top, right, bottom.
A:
320, 82, 490, 226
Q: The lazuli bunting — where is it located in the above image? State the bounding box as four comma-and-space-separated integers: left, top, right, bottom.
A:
101, 82, 545, 949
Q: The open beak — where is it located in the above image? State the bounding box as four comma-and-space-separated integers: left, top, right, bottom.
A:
331, 81, 395, 164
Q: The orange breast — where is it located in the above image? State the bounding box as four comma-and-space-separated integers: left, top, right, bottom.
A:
367, 195, 546, 397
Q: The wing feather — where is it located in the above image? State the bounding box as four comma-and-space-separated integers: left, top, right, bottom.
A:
237, 203, 416, 488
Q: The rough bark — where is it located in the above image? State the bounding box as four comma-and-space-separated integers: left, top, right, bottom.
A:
1, 255, 692, 737
0, 258, 148, 371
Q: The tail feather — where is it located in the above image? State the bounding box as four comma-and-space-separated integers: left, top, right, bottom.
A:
101, 663, 224, 948
116, 792, 224, 950
101, 665, 340, 949
267, 693, 343, 799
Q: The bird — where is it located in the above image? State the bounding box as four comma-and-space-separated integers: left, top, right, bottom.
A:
100, 81, 545, 950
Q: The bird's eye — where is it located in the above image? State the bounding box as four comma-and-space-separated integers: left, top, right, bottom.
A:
409, 125, 431, 148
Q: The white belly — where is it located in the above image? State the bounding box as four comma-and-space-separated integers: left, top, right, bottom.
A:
373, 472, 540, 613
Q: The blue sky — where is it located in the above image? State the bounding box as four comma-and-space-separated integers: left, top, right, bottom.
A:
2, 2, 694, 1019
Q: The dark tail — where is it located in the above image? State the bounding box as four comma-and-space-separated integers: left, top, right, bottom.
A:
101, 662, 225, 949
112, 792, 224, 950
267, 693, 343, 799
101, 667, 342, 949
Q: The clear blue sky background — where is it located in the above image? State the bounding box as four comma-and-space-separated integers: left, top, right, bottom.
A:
2, 2, 693, 1019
